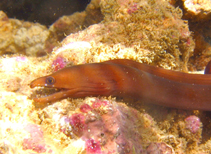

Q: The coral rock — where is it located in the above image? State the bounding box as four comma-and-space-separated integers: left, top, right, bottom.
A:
60, 98, 144, 153
55, 0, 194, 71
146, 142, 175, 154
0, 11, 50, 56
183, 0, 211, 21
185, 115, 201, 133
23, 123, 52, 153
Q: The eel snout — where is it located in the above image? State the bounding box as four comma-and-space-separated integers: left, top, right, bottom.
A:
30, 76, 72, 103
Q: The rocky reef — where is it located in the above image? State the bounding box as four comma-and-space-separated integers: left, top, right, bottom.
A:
179, 0, 211, 70
0, 11, 50, 56
1, 0, 211, 153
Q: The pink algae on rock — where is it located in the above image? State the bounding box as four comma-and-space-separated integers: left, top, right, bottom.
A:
80, 104, 92, 113
60, 98, 144, 153
127, 3, 138, 14
85, 138, 102, 154
23, 123, 52, 153
91, 99, 110, 109
52, 56, 67, 71
15, 56, 28, 62
185, 115, 201, 133
69, 113, 87, 136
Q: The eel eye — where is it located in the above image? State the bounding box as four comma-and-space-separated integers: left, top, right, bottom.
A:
45, 76, 55, 85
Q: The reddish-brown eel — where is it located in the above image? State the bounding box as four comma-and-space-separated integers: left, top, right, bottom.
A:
30, 59, 211, 110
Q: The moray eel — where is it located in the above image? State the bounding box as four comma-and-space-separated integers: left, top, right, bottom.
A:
30, 59, 211, 110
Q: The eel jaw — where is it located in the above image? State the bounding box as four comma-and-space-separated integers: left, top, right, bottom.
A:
31, 87, 73, 103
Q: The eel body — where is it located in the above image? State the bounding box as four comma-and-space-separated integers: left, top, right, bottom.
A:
30, 59, 211, 111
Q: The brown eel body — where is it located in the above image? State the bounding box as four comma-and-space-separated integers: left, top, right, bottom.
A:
30, 59, 211, 111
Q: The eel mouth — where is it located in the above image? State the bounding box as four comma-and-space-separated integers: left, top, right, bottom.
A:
30, 87, 70, 102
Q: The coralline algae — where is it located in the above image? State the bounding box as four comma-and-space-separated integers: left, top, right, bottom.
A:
59, 98, 144, 153
85, 138, 102, 154
23, 123, 52, 153
185, 115, 201, 134
52, 57, 67, 72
